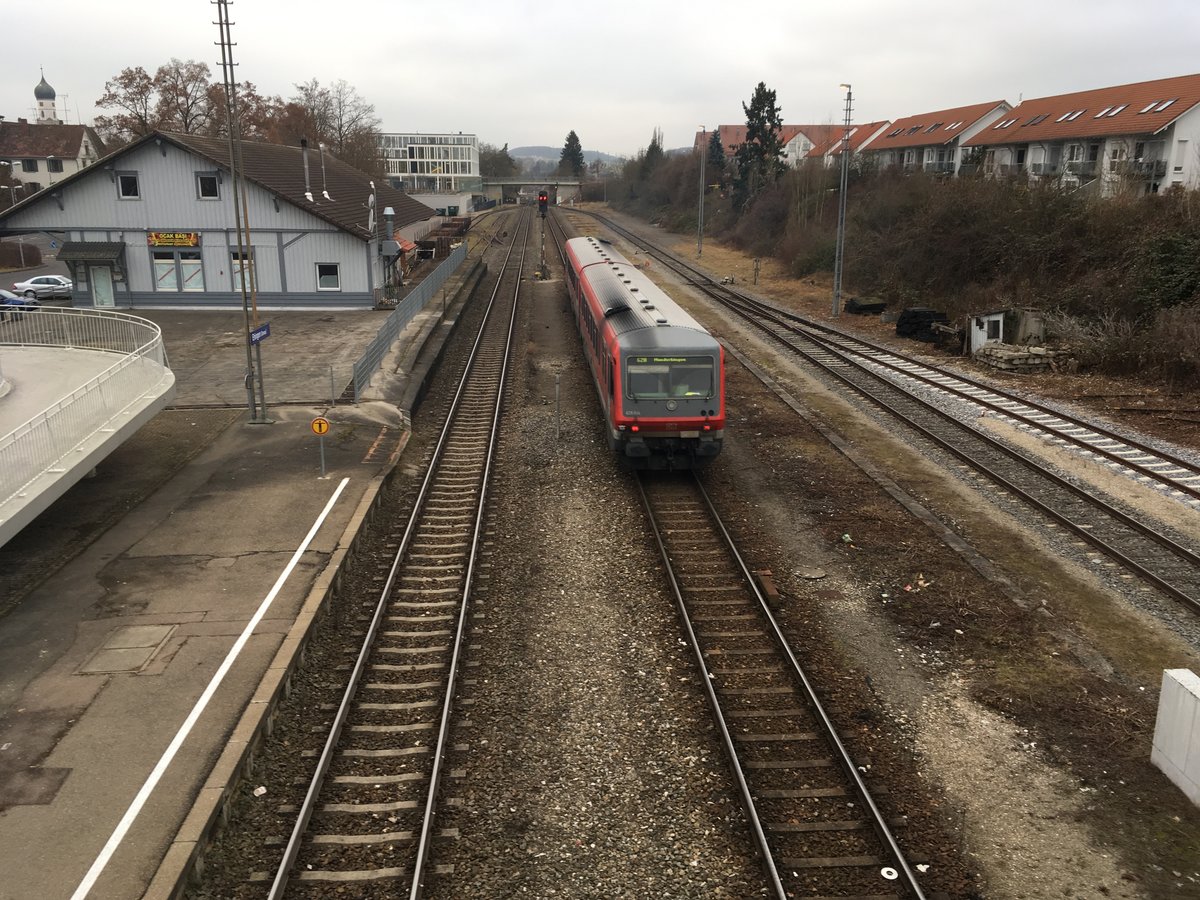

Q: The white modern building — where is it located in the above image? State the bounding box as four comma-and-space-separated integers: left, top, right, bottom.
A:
379, 132, 480, 213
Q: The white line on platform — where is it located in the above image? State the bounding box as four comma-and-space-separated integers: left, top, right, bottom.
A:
70, 476, 351, 900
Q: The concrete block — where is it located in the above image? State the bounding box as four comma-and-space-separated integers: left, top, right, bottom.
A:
1151, 668, 1200, 806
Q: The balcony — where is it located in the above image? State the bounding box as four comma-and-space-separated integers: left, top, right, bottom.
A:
923, 161, 956, 174
1128, 159, 1166, 178
1065, 160, 1099, 177
1029, 163, 1062, 176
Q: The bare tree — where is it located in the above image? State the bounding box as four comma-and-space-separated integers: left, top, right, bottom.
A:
205, 80, 278, 141
283, 79, 381, 174
154, 59, 214, 134
326, 79, 381, 154
94, 66, 158, 145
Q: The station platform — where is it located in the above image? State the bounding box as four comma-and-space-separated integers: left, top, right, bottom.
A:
0, 284, 474, 898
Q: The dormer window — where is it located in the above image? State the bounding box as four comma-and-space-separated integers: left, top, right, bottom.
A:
1156, 98, 1177, 112
1107, 104, 1127, 116
1094, 107, 1112, 118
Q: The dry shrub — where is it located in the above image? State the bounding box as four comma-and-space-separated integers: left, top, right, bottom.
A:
1044, 305, 1200, 382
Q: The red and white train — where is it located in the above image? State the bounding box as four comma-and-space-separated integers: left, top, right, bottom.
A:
563, 236, 725, 469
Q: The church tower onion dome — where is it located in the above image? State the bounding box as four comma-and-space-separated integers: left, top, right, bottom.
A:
34, 74, 55, 101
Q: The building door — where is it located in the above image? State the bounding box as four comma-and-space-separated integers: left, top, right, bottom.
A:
90, 265, 115, 307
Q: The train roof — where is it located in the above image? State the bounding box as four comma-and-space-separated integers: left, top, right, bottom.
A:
565, 237, 717, 347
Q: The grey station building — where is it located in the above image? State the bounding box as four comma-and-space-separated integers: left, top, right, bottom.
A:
0, 131, 437, 309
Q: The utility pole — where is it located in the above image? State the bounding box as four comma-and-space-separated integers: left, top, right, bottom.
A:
697, 127, 706, 258
832, 84, 853, 318
214, 0, 267, 422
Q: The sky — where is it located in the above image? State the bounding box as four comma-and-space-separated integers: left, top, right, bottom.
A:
5, 0, 1200, 159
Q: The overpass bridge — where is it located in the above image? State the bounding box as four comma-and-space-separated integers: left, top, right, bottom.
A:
479, 178, 583, 206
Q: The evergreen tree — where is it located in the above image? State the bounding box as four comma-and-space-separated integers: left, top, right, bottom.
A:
706, 128, 726, 180
558, 130, 585, 177
733, 81, 786, 207
641, 127, 665, 180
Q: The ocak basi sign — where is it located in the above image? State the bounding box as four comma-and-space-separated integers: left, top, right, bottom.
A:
147, 232, 200, 247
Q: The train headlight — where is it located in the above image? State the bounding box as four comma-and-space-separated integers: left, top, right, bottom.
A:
665, 400, 677, 411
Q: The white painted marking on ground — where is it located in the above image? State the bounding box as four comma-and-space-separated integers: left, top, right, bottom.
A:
70, 477, 351, 900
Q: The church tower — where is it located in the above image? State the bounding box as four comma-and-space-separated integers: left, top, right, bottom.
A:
34, 70, 61, 125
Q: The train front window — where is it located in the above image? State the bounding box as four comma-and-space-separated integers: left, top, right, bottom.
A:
626, 356, 714, 399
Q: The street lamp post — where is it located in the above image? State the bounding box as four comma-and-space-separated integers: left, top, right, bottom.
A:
832, 84, 853, 318
0, 160, 26, 267
697, 127, 706, 258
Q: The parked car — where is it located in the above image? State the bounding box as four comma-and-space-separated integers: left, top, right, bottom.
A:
0, 288, 39, 320
12, 274, 72, 300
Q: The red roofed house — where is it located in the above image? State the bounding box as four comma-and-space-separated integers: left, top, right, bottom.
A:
959, 73, 1200, 196
0, 74, 105, 203
859, 101, 1010, 174
694, 125, 852, 168
808, 121, 891, 165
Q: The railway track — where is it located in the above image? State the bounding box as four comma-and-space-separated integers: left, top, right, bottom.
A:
637, 471, 929, 899
258, 211, 531, 899
586, 213, 1200, 612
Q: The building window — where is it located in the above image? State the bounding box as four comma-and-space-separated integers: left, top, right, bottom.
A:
153, 250, 205, 292
153, 251, 178, 291
21, 159, 38, 172
316, 263, 340, 291
230, 249, 255, 289
117, 172, 140, 199
47, 158, 63, 173
196, 172, 220, 199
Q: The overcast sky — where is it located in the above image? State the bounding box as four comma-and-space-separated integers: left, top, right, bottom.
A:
5, 0, 1200, 158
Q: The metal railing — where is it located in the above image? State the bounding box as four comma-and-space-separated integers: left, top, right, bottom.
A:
353, 242, 468, 401
0, 307, 172, 509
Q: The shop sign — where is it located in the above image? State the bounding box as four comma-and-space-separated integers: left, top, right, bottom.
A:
147, 231, 200, 247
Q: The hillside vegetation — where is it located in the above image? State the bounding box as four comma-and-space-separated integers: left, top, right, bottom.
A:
609, 152, 1200, 384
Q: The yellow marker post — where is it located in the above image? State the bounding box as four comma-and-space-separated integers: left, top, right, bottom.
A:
311, 417, 331, 476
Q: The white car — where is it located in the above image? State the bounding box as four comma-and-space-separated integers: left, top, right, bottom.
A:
13, 274, 72, 300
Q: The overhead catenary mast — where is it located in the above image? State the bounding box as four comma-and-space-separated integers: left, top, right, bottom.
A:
213, 0, 268, 422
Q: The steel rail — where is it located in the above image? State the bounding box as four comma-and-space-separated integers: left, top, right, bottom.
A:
633, 472, 788, 900
588, 210, 1200, 504
689, 472, 928, 898
724, 291, 1200, 504
713, 296, 1200, 611
636, 471, 927, 898
573, 211, 1200, 610
265, 212, 530, 899
407, 214, 530, 900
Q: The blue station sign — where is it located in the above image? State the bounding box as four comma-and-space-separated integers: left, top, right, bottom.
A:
250, 322, 271, 345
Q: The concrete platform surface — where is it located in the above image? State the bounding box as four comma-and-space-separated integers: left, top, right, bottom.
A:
0, 293, 467, 899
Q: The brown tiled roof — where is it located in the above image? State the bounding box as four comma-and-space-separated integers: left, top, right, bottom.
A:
961, 73, 1200, 146
867, 101, 1009, 150
694, 124, 845, 156
0, 120, 104, 159
162, 132, 433, 236
810, 122, 891, 157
